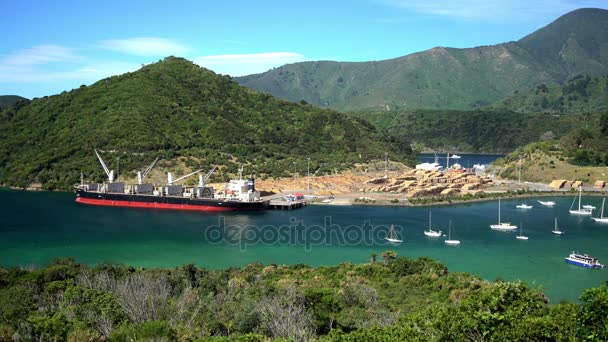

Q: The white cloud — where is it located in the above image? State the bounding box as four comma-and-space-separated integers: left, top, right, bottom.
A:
98, 37, 188, 56
0, 45, 80, 66
0, 61, 138, 84
193, 52, 305, 76
379, 0, 607, 21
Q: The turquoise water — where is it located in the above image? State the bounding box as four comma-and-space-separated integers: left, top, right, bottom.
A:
0, 188, 607, 302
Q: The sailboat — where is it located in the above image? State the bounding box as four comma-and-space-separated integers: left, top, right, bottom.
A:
424, 211, 442, 237
516, 222, 528, 240
385, 224, 403, 243
444, 220, 460, 245
490, 198, 517, 230
591, 198, 608, 223
552, 217, 564, 235
569, 186, 593, 215
537, 200, 556, 207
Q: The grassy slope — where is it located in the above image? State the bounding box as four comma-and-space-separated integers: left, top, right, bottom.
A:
237, 8, 608, 111
494, 140, 608, 183
0, 57, 414, 190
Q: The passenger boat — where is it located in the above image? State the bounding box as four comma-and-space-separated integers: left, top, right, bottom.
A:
564, 252, 604, 269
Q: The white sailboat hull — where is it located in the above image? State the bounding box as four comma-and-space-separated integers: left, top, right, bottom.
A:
385, 238, 403, 243
552, 230, 564, 235
516, 236, 529, 240
490, 224, 517, 230
444, 240, 460, 245
591, 217, 608, 223
424, 230, 442, 237
569, 209, 592, 215
516, 204, 533, 209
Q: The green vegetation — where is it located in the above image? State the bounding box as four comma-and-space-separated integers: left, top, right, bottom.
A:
495, 113, 608, 174
351, 109, 596, 153
0, 57, 415, 190
237, 9, 608, 111
489, 75, 608, 114
0, 257, 606, 341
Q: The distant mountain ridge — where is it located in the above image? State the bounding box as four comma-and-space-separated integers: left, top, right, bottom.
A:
0, 95, 27, 109
236, 8, 608, 111
0, 57, 413, 190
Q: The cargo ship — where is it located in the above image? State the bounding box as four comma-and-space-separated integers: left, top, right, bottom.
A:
75, 150, 269, 212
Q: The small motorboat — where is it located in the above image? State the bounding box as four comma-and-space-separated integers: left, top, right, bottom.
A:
537, 200, 556, 207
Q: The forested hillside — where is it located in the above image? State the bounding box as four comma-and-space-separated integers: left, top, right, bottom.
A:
351, 109, 597, 153
489, 74, 608, 113
0, 57, 415, 190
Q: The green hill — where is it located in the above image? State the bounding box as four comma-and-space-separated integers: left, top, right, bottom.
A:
236, 8, 608, 112
0, 95, 28, 110
488, 74, 608, 113
0, 57, 414, 190
351, 109, 597, 153
493, 114, 608, 182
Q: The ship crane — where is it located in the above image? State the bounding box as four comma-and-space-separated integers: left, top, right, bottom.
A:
199, 165, 218, 187
137, 157, 159, 184
94, 149, 114, 182
167, 168, 205, 185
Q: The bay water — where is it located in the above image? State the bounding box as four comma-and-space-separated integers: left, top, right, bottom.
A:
1, 188, 607, 302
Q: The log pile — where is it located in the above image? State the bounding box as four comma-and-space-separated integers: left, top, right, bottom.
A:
363, 169, 492, 197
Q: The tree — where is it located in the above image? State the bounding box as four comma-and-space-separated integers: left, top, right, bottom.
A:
600, 112, 608, 136
380, 250, 397, 265
256, 286, 315, 341
577, 284, 608, 341
370, 253, 377, 263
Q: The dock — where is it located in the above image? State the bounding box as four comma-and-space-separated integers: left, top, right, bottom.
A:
268, 199, 307, 210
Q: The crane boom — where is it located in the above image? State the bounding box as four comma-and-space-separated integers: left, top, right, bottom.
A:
170, 168, 205, 185
199, 165, 218, 187
204, 166, 217, 182
142, 157, 159, 180
94, 149, 114, 182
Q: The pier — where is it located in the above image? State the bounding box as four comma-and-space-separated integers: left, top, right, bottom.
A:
268, 199, 307, 210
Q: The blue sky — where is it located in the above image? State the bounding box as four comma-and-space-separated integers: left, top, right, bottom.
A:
1, 0, 606, 98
